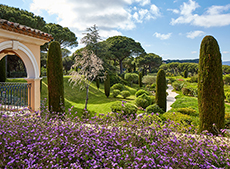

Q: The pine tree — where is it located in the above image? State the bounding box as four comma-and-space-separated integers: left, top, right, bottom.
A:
156, 69, 166, 112
47, 41, 65, 114
198, 35, 225, 134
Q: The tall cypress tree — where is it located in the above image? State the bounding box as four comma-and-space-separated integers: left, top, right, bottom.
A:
104, 71, 110, 98
156, 69, 166, 112
138, 72, 142, 88
0, 57, 6, 82
198, 35, 225, 134
47, 41, 65, 114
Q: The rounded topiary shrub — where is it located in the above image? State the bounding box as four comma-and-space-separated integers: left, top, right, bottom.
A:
110, 101, 137, 119
135, 93, 152, 109
135, 89, 149, 97
111, 83, 124, 91
112, 89, 120, 98
120, 90, 130, 99
146, 104, 164, 114
176, 108, 198, 117
198, 35, 225, 134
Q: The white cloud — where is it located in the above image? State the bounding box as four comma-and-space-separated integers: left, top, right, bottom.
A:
134, 0, 150, 6
132, 5, 161, 23
30, 0, 137, 39
154, 32, 172, 40
171, 0, 230, 27
186, 30, 205, 39
167, 9, 180, 14
191, 51, 197, 54
223, 51, 229, 54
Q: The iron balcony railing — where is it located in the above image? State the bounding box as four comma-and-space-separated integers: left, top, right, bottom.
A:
0, 82, 31, 111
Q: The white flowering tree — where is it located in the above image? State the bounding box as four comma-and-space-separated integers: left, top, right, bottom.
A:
69, 49, 104, 110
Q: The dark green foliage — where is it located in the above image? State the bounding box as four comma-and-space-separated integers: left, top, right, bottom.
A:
120, 90, 130, 99
112, 89, 120, 98
156, 69, 167, 112
111, 101, 137, 119
135, 93, 152, 109
104, 71, 110, 98
96, 77, 100, 89
47, 41, 65, 113
142, 69, 145, 76
183, 70, 188, 78
182, 87, 190, 96
124, 73, 138, 86
146, 104, 164, 114
0, 58, 6, 82
135, 89, 149, 97
176, 108, 198, 117
138, 72, 142, 87
111, 83, 124, 91
198, 35, 225, 134
172, 81, 184, 91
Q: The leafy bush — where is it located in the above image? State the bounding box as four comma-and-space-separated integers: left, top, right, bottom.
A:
225, 92, 230, 102
163, 112, 193, 126
135, 89, 149, 97
142, 75, 157, 84
135, 93, 152, 109
182, 87, 190, 96
112, 89, 120, 98
136, 114, 162, 126
223, 74, 230, 85
146, 104, 164, 114
149, 95, 156, 104
168, 77, 176, 84
111, 83, 124, 91
172, 81, 185, 91
176, 108, 198, 116
110, 101, 137, 119
188, 86, 198, 97
120, 90, 130, 99
124, 73, 138, 86
188, 75, 198, 83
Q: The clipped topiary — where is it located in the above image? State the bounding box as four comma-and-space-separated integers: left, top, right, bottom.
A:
138, 72, 142, 87
156, 69, 166, 112
104, 71, 110, 98
120, 90, 130, 99
47, 41, 65, 113
198, 35, 225, 134
146, 104, 164, 114
135, 89, 149, 97
111, 83, 124, 91
112, 89, 120, 98
0, 57, 6, 82
135, 93, 152, 109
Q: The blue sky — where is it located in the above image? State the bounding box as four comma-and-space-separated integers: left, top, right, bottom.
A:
1, 0, 230, 61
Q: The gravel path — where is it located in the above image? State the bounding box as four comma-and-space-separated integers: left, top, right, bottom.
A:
166, 84, 178, 111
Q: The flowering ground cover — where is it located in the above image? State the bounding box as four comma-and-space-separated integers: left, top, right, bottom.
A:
0, 108, 230, 169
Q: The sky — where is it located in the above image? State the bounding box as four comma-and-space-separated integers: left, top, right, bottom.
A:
1, 0, 230, 61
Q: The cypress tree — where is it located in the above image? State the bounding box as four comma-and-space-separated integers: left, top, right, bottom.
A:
104, 71, 110, 98
47, 41, 65, 114
198, 35, 225, 134
0, 57, 6, 82
156, 69, 166, 112
138, 72, 142, 88
96, 77, 100, 89
183, 70, 188, 78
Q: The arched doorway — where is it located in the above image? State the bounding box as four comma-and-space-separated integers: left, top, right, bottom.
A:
0, 19, 53, 111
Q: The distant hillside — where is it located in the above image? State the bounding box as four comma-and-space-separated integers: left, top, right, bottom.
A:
163, 59, 199, 64
222, 61, 230, 66
163, 59, 230, 66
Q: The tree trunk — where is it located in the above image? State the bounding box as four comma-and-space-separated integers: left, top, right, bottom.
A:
85, 85, 89, 110
119, 60, 123, 74
149, 65, 151, 73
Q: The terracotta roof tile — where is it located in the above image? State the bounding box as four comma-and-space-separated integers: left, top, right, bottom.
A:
0, 19, 53, 41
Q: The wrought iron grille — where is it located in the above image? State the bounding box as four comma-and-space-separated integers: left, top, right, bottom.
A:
0, 82, 31, 111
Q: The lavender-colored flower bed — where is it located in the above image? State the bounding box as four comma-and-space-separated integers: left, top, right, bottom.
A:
0, 110, 229, 168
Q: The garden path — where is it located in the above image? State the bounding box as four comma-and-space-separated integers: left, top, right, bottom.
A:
166, 84, 178, 111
